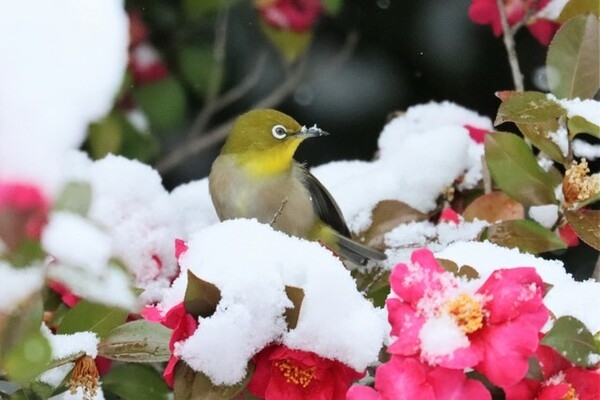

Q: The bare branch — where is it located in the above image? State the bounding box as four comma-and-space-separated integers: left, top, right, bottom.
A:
496, 0, 524, 91
593, 253, 600, 283
155, 31, 360, 174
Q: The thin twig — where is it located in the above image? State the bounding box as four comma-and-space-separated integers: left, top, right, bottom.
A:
496, 0, 524, 91
156, 55, 308, 173
270, 197, 288, 226
187, 51, 268, 139
155, 31, 360, 174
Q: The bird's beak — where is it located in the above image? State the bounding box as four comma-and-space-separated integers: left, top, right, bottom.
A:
293, 125, 329, 139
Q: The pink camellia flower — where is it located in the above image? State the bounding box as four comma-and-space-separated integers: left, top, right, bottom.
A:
439, 207, 461, 224
347, 356, 491, 400
386, 249, 548, 388
0, 182, 49, 250
161, 302, 199, 387
48, 281, 81, 308
248, 344, 364, 400
468, 0, 559, 46
464, 124, 488, 144
504, 340, 600, 400
257, 0, 323, 32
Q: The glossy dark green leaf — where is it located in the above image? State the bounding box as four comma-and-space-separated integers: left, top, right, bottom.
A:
568, 115, 600, 140
98, 320, 171, 363
495, 91, 565, 125
54, 181, 92, 216
485, 132, 559, 206
133, 77, 187, 134
542, 316, 599, 367
484, 219, 567, 254
558, 0, 600, 24
57, 300, 128, 339
102, 364, 170, 400
283, 286, 304, 330
547, 15, 600, 99
184, 271, 221, 319
261, 23, 312, 63
564, 209, 600, 250
3, 330, 51, 385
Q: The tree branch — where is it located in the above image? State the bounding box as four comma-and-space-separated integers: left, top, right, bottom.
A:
496, 0, 524, 91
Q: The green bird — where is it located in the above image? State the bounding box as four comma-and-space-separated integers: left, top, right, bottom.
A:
208, 109, 386, 266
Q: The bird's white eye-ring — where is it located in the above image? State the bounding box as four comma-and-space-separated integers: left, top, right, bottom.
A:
271, 124, 287, 139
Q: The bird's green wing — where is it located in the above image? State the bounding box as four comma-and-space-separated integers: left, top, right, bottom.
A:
300, 166, 352, 238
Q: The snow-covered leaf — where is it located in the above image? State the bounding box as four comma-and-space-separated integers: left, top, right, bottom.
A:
542, 316, 599, 367
495, 91, 565, 125
184, 270, 221, 319
483, 219, 567, 254
98, 320, 171, 363
568, 115, 600, 140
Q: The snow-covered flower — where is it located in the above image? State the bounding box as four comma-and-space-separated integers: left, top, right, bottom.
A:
386, 248, 548, 388
346, 356, 491, 400
248, 345, 364, 400
160, 302, 199, 387
504, 340, 600, 400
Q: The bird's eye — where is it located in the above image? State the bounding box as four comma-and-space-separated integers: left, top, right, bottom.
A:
271, 124, 287, 139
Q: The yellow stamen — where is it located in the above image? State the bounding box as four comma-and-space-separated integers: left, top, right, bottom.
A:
561, 385, 579, 400
275, 359, 316, 388
68, 355, 99, 400
446, 293, 484, 334
563, 158, 600, 205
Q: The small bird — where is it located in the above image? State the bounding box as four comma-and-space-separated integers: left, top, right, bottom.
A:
208, 109, 386, 266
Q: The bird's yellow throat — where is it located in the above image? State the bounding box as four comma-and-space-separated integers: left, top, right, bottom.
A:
238, 139, 303, 177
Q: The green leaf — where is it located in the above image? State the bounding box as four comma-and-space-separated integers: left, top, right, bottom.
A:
102, 364, 170, 400
261, 23, 313, 63
0, 292, 45, 361
98, 320, 171, 363
118, 114, 160, 162
178, 45, 218, 97
558, 0, 600, 23
283, 286, 304, 330
184, 271, 222, 319
54, 181, 92, 216
495, 91, 565, 126
133, 77, 187, 134
568, 115, 600, 140
547, 14, 600, 99
517, 122, 567, 164
485, 132, 559, 206
182, 0, 237, 19
173, 362, 254, 400
87, 113, 123, 159
323, 0, 342, 14
3, 330, 51, 385
57, 300, 128, 339
484, 219, 567, 254
564, 209, 600, 250
542, 316, 599, 367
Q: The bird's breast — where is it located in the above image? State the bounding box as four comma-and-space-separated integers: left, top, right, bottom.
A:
209, 156, 316, 238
